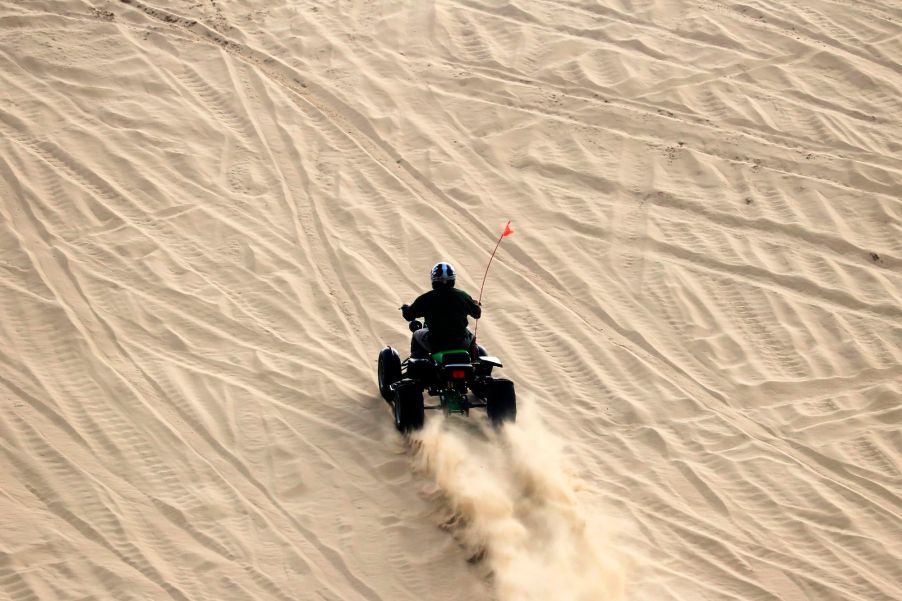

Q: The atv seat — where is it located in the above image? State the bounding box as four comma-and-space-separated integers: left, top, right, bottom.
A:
431, 349, 471, 365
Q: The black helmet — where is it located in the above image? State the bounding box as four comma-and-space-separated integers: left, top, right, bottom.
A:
431, 262, 456, 288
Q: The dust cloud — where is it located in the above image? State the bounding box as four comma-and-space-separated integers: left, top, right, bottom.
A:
412, 409, 627, 601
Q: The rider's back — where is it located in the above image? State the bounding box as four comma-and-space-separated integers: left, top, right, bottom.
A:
409, 287, 480, 349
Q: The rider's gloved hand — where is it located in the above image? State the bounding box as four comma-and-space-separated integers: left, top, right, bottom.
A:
401, 304, 413, 321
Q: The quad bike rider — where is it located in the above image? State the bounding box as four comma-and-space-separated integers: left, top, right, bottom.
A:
401, 262, 481, 359
378, 261, 516, 432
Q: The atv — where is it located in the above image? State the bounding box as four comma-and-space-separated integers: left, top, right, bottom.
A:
377, 321, 517, 432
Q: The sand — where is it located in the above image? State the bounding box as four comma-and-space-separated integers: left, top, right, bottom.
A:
1, 0, 900, 600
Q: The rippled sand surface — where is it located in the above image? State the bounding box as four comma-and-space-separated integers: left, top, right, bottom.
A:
1, 1, 900, 600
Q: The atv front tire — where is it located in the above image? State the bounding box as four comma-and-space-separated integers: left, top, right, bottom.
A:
378, 347, 401, 402
486, 378, 516, 426
393, 382, 425, 433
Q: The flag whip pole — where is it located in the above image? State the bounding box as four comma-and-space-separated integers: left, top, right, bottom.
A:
474, 220, 513, 340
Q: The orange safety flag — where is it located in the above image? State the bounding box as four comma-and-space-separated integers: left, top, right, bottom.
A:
473, 219, 514, 316
475, 219, 515, 341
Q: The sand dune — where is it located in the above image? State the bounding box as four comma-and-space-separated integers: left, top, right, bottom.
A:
1, 0, 900, 600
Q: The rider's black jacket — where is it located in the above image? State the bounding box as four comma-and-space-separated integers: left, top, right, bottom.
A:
402, 287, 481, 349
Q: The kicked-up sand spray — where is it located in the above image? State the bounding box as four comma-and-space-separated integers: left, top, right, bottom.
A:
411, 409, 627, 601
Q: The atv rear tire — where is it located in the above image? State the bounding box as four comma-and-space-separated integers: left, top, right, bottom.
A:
393, 382, 425, 433
486, 378, 516, 426
378, 347, 401, 402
